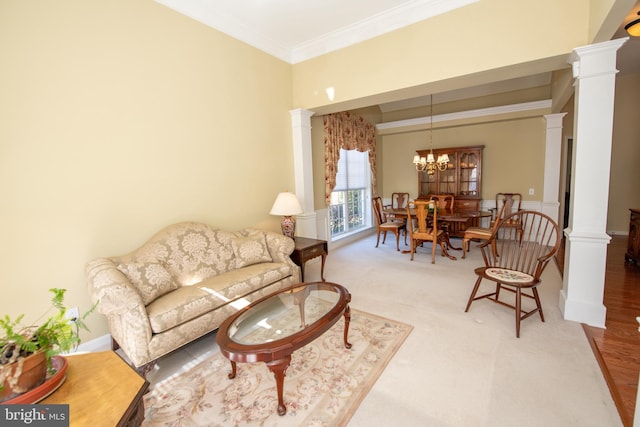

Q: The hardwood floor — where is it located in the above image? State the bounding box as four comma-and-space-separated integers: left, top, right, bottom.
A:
559, 236, 640, 427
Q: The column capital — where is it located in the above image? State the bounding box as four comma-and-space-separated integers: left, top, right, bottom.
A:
568, 38, 628, 78
289, 108, 315, 127
543, 112, 567, 128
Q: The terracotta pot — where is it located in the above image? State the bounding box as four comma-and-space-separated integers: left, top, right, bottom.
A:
0, 350, 47, 402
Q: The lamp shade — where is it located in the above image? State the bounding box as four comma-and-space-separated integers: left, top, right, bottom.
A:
270, 192, 303, 216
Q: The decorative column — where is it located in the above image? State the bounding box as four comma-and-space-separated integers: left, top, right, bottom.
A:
541, 113, 566, 224
560, 38, 627, 328
289, 108, 318, 238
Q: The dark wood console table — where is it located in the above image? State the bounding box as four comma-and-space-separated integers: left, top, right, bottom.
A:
291, 236, 328, 281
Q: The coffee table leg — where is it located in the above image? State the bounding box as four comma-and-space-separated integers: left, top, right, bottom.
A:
343, 305, 352, 349
266, 356, 291, 416
227, 360, 237, 379
320, 253, 326, 281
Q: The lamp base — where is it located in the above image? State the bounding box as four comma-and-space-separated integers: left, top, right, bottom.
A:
281, 216, 296, 238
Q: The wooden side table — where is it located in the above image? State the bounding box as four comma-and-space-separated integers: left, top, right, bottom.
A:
291, 236, 328, 281
41, 351, 149, 426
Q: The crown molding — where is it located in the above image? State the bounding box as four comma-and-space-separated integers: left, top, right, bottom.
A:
376, 100, 553, 132
155, 0, 479, 64
291, 0, 479, 64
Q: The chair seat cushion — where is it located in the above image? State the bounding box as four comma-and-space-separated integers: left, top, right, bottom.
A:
464, 227, 492, 238
381, 222, 404, 230
485, 267, 533, 284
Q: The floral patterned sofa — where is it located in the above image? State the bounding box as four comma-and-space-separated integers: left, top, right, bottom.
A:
86, 222, 300, 370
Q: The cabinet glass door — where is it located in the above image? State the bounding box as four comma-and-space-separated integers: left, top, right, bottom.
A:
458, 152, 478, 196
437, 152, 456, 194
419, 170, 438, 196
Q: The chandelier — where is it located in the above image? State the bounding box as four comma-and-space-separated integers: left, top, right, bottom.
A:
412, 94, 449, 174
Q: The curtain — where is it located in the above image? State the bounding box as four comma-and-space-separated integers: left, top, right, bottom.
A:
323, 112, 377, 206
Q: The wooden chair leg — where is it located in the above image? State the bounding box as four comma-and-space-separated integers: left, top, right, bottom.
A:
465, 276, 484, 312
462, 238, 469, 258
431, 239, 437, 263
395, 230, 400, 251
410, 239, 416, 261
515, 287, 522, 338
532, 287, 544, 321
375, 231, 381, 248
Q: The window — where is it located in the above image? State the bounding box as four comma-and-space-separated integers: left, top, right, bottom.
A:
329, 149, 371, 238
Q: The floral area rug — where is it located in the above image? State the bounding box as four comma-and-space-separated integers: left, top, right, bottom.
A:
142, 309, 412, 426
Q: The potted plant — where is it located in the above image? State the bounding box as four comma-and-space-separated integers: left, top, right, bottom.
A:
0, 288, 95, 402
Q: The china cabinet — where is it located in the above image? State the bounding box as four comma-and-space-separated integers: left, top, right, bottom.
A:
416, 145, 484, 211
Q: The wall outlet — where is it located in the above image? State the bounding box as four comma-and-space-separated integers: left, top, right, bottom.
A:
528, 188, 534, 195
65, 307, 79, 322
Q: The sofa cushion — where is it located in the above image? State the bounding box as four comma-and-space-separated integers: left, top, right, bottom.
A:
146, 262, 293, 333
116, 261, 179, 305
231, 232, 272, 268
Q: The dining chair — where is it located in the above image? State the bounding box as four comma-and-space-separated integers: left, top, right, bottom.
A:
429, 194, 455, 236
406, 200, 448, 264
461, 203, 506, 258
491, 193, 524, 239
372, 196, 406, 251
429, 194, 455, 211
391, 192, 410, 210
386, 192, 410, 224
464, 210, 561, 337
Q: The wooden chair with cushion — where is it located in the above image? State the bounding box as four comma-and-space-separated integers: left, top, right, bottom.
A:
372, 196, 406, 251
385, 192, 410, 224
428, 194, 455, 211
464, 210, 561, 337
461, 203, 505, 258
429, 193, 456, 238
391, 192, 410, 210
491, 193, 524, 239
405, 200, 450, 264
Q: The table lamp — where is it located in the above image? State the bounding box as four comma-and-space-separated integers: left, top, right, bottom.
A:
270, 192, 303, 238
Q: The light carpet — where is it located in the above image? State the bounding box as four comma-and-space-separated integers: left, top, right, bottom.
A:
142, 232, 622, 426
142, 309, 412, 426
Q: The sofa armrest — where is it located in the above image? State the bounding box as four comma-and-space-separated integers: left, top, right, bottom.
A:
85, 257, 153, 365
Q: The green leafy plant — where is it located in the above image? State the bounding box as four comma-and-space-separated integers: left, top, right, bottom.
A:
0, 288, 96, 376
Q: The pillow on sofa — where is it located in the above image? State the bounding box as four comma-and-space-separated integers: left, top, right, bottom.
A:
116, 261, 179, 305
231, 232, 272, 268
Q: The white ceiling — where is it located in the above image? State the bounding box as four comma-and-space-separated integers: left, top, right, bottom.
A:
155, 0, 639, 112
154, 0, 479, 64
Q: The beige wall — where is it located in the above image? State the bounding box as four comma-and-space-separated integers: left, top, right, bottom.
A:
380, 117, 546, 203
610, 73, 640, 232
0, 0, 293, 339
292, 0, 591, 114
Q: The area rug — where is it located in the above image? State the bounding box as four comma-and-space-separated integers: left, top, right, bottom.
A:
142, 309, 412, 426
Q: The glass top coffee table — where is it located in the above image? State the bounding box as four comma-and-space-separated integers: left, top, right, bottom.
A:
216, 281, 352, 416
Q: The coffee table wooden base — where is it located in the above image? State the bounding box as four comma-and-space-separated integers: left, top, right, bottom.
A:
218, 283, 352, 416
225, 306, 352, 416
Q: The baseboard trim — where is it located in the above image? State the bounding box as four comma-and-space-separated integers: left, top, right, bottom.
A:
66, 334, 112, 354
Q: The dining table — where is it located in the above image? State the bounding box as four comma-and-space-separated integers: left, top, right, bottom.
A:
383, 207, 493, 258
